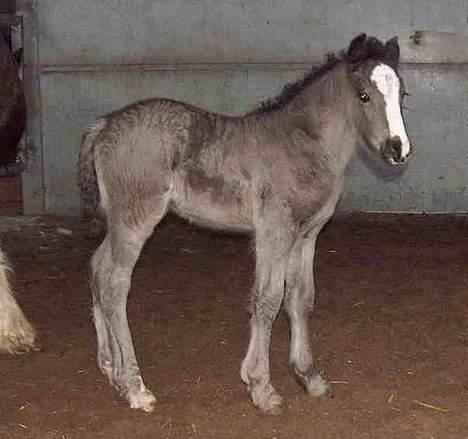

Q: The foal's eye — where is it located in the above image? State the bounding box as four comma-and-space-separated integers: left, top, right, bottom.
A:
359, 92, 370, 103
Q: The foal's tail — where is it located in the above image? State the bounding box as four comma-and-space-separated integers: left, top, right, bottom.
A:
78, 118, 107, 237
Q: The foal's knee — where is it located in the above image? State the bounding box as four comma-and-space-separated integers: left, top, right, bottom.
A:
253, 307, 279, 334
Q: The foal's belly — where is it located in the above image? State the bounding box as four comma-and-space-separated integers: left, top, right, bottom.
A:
170, 172, 253, 233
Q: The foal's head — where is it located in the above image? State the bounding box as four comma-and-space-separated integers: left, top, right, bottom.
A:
345, 34, 411, 165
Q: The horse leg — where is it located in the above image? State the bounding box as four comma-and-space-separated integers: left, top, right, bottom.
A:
0, 248, 36, 354
284, 232, 330, 397
90, 195, 169, 412
240, 230, 290, 414
90, 236, 114, 377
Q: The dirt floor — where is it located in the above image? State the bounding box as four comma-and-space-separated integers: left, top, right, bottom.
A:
0, 213, 467, 439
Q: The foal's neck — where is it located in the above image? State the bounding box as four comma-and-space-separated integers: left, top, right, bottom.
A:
295, 63, 360, 173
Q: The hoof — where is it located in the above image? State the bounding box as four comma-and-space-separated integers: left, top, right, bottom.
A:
250, 382, 283, 415
126, 379, 156, 412
263, 399, 284, 416
306, 373, 332, 398
0, 310, 36, 354
291, 365, 332, 398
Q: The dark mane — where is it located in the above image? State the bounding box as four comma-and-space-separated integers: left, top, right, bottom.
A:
248, 53, 342, 115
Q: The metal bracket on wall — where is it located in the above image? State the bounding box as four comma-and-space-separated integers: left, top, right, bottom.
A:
17, 3, 46, 214
0, 13, 21, 49
0, 13, 21, 26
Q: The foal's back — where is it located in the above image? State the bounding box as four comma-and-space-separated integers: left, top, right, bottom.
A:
93, 97, 315, 233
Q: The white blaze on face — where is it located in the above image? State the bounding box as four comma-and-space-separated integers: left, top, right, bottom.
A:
370, 64, 411, 157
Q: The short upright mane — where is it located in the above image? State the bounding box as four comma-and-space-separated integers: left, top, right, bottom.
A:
248, 53, 342, 115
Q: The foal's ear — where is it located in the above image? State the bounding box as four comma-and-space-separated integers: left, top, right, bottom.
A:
384, 36, 400, 67
347, 33, 368, 63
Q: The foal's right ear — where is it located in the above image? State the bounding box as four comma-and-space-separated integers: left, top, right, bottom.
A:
384, 36, 400, 67
347, 33, 368, 63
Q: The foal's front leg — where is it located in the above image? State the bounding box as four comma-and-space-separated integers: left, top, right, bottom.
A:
241, 234, 290, 414
284, 233, 330, 397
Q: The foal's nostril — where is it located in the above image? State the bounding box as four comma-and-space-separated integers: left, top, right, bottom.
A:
384, 137, 403, 161
390, 138, 402, 156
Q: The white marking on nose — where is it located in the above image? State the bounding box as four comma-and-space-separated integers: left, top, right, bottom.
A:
370, 64, 411, 157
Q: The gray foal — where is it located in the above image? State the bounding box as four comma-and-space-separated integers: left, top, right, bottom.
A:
79, 34, 411, 414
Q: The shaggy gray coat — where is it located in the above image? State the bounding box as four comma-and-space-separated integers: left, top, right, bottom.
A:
79, 34, 410, 413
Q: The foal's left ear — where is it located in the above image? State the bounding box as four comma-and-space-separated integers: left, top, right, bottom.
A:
347, 33, 368, 63
384, 37, 400, 67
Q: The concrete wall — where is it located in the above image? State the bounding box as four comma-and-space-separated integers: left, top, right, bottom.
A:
20, 0, 468, 214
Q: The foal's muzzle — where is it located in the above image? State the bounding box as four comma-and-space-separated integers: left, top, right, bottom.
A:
382, 137, 410, 165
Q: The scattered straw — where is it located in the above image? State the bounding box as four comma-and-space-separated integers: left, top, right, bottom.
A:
352, 301, 366, 307
414, 400, 448, 413
161, 417, 172, 429
329, 380, 349, 384
18, 401, 31, 411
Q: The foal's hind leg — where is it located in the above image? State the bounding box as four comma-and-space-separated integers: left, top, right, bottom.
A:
284, 233, 330, 397
91, 237, 114, 376
0, 248, 36, 354
91, 197, 169, 412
